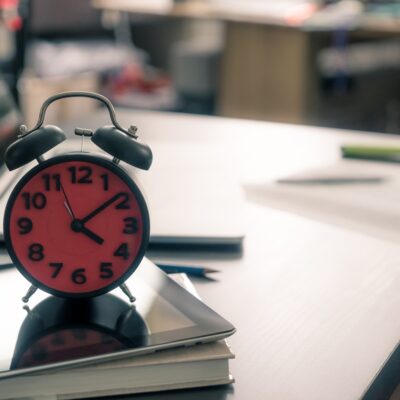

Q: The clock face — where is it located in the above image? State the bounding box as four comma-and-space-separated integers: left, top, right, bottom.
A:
4, 154, 149, 298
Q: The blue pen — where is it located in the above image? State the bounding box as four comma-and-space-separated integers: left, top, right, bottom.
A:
155, 263, 219, 277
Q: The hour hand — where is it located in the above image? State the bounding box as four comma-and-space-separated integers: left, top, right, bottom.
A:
71, 220, 104, 245
81, 226, 104, 245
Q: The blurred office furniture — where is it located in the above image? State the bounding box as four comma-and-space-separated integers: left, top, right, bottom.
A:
171, 39, 221, 114
0, 1, 22, 158
93, 0, 400, 132
28, 0, 104, 36
0, 0, 28, 100
0, 77, 19, 162
19, 72, 99, 127
14, 0, 145, 124
15, 0, 188, 122
1, 0, 108, 102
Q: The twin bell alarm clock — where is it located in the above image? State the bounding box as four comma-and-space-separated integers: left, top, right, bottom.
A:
3, 91, 153, 303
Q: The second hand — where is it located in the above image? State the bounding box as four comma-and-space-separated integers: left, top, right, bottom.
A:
60, 182, 76, 220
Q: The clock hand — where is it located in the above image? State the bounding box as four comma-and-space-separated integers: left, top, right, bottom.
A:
81, 192, 124, 224
63, 201, 74, 219
70, 218, 105, 245
60, 182, 76, 220
79, 225, 104, 245
60, 181, 104, 245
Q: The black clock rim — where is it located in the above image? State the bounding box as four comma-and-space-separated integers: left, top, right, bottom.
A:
4, 153, 150, 299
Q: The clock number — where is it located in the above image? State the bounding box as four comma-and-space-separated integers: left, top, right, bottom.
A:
21, 192, 46, 210
113, 243, 129, 260
17, 217, 33, 234
99, 262, 114, 279
68, 166, 93, 184
71, 268, 87, 285
49, 262, 63, 278
100, 174, 109, 191
115, 193, 130, 209
42, 173, 61, 191
28, 243, 44, 261
123, 217, 138, 234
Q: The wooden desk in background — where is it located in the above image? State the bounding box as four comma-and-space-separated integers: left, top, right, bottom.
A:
93, 0, 400, 129
61, 109, 400, 399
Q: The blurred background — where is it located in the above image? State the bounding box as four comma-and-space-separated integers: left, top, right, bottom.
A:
2, 0, 400, 135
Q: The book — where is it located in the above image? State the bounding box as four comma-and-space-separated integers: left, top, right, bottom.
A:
0, 274, 234, 399
0, 340, 234, 400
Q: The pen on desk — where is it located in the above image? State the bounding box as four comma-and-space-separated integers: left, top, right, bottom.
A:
341, 145, 400, 163
278, 177, 385, 185
155, 263, 219, 277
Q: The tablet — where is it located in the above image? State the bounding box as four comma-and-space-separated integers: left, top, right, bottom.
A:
0, 257, 235, 379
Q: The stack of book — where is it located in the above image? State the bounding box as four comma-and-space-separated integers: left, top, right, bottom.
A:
0, 275, 235, 400
0, 340, 234, 399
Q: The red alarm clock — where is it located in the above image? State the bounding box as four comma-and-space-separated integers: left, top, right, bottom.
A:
3, 92, 153, 302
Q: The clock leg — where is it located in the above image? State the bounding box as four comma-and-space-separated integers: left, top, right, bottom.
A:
21, 285, 38, 303
119, 283, 136, 303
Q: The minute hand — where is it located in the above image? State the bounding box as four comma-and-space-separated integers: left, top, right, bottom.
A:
81, 193, 124, 224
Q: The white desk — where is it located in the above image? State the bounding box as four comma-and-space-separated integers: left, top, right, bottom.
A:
62, 110, 400, 400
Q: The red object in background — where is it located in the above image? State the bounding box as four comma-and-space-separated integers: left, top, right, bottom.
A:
108, 64, 170, 96
285, 2, 318, 27
0, 0, 22, 31
5, 156, 149, 298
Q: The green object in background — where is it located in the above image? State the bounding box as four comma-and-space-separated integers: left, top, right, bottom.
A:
341, 145, 400, 163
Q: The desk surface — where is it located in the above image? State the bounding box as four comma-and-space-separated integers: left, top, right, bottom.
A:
60, 110, 400, 400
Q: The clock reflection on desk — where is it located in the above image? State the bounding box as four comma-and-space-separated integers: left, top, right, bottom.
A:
11, 294, 149, 369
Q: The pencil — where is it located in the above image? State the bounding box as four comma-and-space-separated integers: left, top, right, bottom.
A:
155, 263, 219, 277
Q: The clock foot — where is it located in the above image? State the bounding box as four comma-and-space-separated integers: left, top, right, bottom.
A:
22, 285, 38, 303
120, 283, 136, 303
